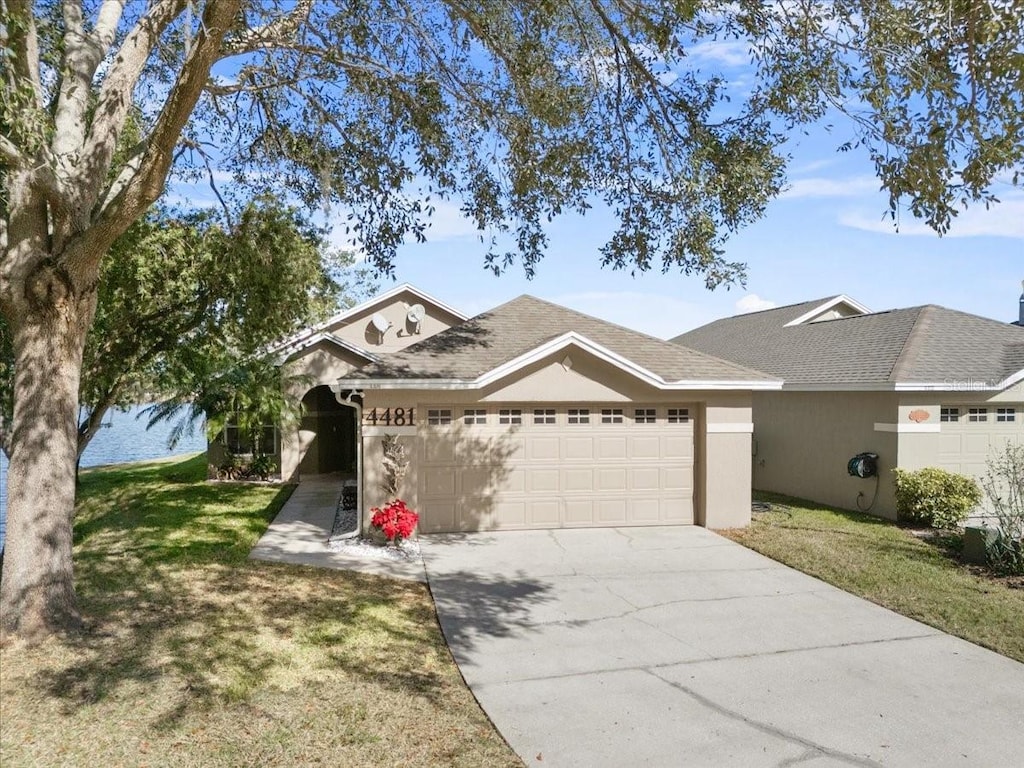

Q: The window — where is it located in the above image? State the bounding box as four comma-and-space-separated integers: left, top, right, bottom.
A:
463, 408, 487, 425
533, 408, 556, 425
667, 408, 690, 424
427, 409, 452, 426
498, 408, 523, 425
567, 408, 590, 424
940, 407, 960, 423
224, 421, 277, 455
997, 408, 1017, 423
634, 408, 657, 424
601, 408, 624, 424
969, 408, 988, 423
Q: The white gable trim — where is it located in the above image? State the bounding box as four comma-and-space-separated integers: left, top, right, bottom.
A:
783, 295, 872, 327
335, 332, 783, 391
276, 332, 379, 365
270, 283, 467, 354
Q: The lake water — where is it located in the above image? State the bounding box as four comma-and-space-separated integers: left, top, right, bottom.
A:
0, 405, 206, 550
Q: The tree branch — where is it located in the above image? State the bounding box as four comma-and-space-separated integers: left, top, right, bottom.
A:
220, 0, 314, 55
91, 0, 243, 257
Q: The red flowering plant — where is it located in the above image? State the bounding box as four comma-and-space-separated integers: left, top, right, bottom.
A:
369, 499, 419, 544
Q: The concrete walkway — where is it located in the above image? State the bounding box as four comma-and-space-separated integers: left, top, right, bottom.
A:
421, 527, 1024, 768
249, 475, 426, 581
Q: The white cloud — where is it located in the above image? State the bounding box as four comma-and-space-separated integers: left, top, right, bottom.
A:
839, 195, 1024, 239
686, 40, 750, 67
421, 199, 482, 241
735, 294, 777, 314
780, 175, 880, 200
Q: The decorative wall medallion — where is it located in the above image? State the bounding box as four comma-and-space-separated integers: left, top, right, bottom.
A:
908, 409, 931, 423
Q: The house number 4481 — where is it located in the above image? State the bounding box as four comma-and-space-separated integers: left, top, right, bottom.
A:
363, 407, 415, 427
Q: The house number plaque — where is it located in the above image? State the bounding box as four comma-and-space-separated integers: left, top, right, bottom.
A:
363, 407, 416, 427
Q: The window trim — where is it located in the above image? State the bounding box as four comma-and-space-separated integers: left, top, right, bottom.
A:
940, 407, 960, 423
533, 408, 557, 425
968, 407, 989, 423
427, 408, 453, 426
567, 408, 591, 425
996, 407, 1016, 423
600, 408, 624, 424
634, 408, 657, 424
667, 408, 690, 424
498, 408, 523, 425
463, 408, 488, 425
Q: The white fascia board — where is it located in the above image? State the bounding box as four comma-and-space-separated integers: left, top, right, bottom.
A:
336, 332, 783, 391
270, 283, 468, 353
781, 383, 897, 392
659, 380, 783, 391
275, 332, 378, 365
477, 332, 667, 388
893, 381, 1002, 392
783, 294, 872, 327
996, 368, 1024, 391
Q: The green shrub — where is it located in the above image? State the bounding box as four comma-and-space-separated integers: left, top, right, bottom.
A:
892, 467, 982, 529
980, 443, 1024, 575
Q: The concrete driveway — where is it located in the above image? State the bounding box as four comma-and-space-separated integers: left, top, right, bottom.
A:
421, 526, 1024, 768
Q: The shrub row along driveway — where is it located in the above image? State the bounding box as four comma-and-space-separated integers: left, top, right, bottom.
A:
422, 527, 1024, 768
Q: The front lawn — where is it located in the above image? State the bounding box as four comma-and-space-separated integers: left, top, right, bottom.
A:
0, 454, 519, 767
722, 493, 1024, 664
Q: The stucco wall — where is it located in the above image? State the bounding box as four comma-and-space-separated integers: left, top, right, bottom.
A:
752, 391, 900, 518
325, 289, 462, 355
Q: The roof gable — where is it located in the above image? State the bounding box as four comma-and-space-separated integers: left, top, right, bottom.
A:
271, 283, 466, 358
339, 295, 781, 391
783, 295, 871, 326
675, 298, 1024, 390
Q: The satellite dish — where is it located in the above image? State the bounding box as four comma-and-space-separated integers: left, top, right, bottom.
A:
407, 303, 426, 327
371, 312, 391, 335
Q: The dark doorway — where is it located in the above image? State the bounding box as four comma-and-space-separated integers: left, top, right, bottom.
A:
298, 386, 356, 475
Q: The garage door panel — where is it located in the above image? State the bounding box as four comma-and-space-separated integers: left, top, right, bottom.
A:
529, 500, 560, 526
530, 437, 560, 460
420, 500, 457, 533
418, 404, 695, 531
663, 434, 694, 459
964, 433, 991, 454
564, 437, 594, 459
661, 496, 694, 524
631, 436, 660, 458
493, 500, 527, 527
663, 466, 693, 492
423, 437, 456, 463
565, 499, 595, 524
631, 467, 661, 491
630, 498, 661, 522
598, 436, 628, 459
598, 498, 628, 524
564, 468, 594, 491
423, 467, 456, 496
597, 468, 627, 491
529, 468, 560, 493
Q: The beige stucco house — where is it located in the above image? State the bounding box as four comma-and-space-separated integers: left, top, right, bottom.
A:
219, 284, 782, 533
673, 294, 1024, 520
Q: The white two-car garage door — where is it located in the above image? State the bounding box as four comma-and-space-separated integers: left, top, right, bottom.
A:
417, 404, 695, 532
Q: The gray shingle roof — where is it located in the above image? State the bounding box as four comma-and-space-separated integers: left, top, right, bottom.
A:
673, 300, 1024, 387
345, 295, 777, 385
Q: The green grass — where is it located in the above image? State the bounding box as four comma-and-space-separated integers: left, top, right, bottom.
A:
0, 454, 519, 767
722, 492, 1024, 664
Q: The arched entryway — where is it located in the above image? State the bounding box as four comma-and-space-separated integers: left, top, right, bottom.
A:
298, 385, 358, 475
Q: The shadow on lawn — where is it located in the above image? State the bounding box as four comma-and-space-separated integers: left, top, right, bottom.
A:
32, 455, 552, 727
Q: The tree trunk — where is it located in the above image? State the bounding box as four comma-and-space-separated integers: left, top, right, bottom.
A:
0, 263, 95, 638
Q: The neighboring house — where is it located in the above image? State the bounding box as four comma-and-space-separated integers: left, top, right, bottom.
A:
673, 293, 1024, 520
213, 284, 783, 532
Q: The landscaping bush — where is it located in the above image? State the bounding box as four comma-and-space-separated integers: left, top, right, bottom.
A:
980, 443, 1024, 575
892, 467, 982, 529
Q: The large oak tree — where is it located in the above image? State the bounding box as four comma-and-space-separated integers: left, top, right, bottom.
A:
2, 0, 1022, 637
